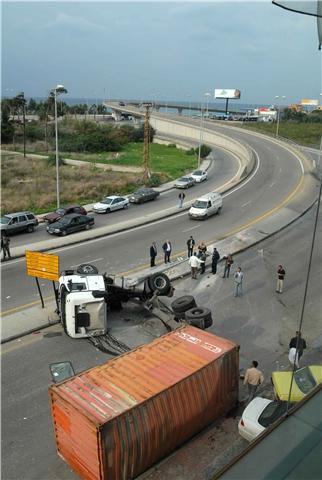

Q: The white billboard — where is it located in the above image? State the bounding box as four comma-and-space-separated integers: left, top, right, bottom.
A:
215, 89, 241, 99
300, 99, 319, 106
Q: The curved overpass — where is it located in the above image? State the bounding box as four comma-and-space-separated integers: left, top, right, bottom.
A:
1, 112, 318, 313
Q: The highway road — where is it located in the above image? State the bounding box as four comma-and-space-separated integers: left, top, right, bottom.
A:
2, 205, 321, 480
1, 125, 310, 312
5, 145, 236, 248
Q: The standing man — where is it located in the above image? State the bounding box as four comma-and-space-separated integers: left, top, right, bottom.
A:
211, 247, 220, 274
187, 235, 195, 257
1, 232, 11, 261
189, 253, 200, 279
222, 254, 234, 278
162, 239, 172, 264
289, 331, 307, 362
178, 191, 185, 208
276, 265, 286, 293
243, 360, 264, 404
149, 242, 157, 267
234, 266, 244, 297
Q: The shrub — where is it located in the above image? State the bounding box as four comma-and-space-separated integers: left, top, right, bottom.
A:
195, 144, 211, 158
47, 153, 65, 166
146, 173, 162, 187
186, 148, 196, 156
167, 143, 177, 148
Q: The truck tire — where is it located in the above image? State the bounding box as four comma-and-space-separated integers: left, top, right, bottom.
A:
185, 307, 213, 329
171, 295, 196, 314
76, 264, 99, 275
148, 273, 171, 295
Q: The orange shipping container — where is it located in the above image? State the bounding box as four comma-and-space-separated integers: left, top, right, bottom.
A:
49, 325, 239, 480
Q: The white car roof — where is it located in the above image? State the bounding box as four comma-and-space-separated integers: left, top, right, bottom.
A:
197, 192, 221, 200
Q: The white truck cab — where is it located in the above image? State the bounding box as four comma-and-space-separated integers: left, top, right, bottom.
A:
189, 192, 222, 220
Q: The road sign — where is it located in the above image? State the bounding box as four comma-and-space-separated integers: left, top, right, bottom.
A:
25, 251, 59, 281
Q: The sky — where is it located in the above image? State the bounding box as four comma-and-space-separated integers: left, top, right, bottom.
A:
2, 0, 322, 105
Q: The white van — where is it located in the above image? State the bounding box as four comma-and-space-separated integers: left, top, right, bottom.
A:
189, 192, 223, 220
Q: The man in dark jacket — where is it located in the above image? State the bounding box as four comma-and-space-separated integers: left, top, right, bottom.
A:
211, 247, 220, 274
150, 242, 157, 267
289, 332, 307, 359
187, 236, 195, 257
1, 232, 11, 260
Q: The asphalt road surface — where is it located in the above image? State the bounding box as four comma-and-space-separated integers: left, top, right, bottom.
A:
1, 128, 306, 312
2, 205, 321, 480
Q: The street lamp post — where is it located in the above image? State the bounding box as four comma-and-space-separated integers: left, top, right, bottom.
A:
204, 92, 211, 118
275, 95, 286, 138
197, 106, 204, 168
54, 84, 66, 209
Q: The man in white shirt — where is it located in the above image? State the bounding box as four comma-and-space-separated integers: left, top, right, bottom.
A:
234, 266, 244, 297
189, 253, 200, 279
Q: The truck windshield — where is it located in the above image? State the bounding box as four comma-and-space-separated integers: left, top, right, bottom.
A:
192, 200, 208, 209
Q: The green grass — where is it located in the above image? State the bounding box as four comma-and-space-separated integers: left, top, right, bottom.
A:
62, 143, 198, 179
239, 122, 321, 148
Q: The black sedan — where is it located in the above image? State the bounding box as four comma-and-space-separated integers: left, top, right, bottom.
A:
129, 188, 160, 204
46, 213, 94, 236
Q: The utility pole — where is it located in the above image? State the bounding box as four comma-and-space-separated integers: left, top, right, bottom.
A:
143, 104, 152, 181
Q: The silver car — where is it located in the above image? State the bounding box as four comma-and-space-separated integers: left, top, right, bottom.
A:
0, 211, 39, 234
174, 176, 196, 189
93, 195, 129, 213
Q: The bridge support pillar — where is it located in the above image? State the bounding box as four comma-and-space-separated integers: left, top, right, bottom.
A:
177, 107, 183, 115
111, 109, 122, 122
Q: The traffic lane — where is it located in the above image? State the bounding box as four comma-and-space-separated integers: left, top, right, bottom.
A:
1, 329, 108, 480
2, 207, 321, 480
1, 142, 302, 311
7, 146, 237, 248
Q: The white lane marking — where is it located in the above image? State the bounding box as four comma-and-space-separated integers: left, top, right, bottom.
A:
241, 201, 251, 208
270, 182, 275, 188
69, 258, 103, 268
182, 225, 201, 233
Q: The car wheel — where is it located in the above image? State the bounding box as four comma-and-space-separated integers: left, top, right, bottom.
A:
171, 295, 196, 314
148, 273, 171, 295
76, 264, 99, 274
217, 207, 222, 215
27, 225, 34, 233
85, 224, 90, 230
61, 230, 67, 236
185, 307, 213, 329
105, 208, 111, 213
123, 203, 128, 209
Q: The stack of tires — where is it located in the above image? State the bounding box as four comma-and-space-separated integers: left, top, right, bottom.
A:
171, 295, 213, 330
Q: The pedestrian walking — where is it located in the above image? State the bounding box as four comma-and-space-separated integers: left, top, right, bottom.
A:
289, 331, 307, 361
149, 242, 157, 267
187, 235, 195, 257
276, 265, 286, 293
211, 247, 220, 274
1, 232, 11, 261
189, 253, 200, 279
222, 254, 234, 278
234, 266, 244, 297
162, 239, 172, 264
178, 192, 185, 208
243, 361, 264, 404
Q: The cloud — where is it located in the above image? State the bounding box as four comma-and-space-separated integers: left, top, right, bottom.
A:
41, 13, 105, 32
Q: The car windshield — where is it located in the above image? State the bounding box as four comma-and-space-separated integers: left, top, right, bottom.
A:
193, 171, 202, 176
58, 217, 72, 225
294, 367, 317, 394
0, 216, 11, 224
180, 177, 189, 182
193, 200, 208, 209
101, 198, 113, 205
258, 401, 288, 428
56, 208, 67, 215
135, 189, 146, 194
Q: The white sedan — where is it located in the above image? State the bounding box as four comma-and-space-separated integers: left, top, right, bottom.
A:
93, 195, 129, 213
190, 170, 208, 183
238, 397, 288, 442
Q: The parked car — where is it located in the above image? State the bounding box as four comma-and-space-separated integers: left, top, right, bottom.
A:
93, 196, 129, 213
238, 397, 288, 442
272, 365, 322, 402
0, 211, 39, 234
44, 205, 87, 224
46, 213, 94, 236
190, 170, 208, 183
174, 176, 195, 189
129, 188, 160, 204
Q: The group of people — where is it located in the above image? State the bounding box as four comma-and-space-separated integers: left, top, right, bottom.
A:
244, 331, 307, 404
149, 240, 172, 267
